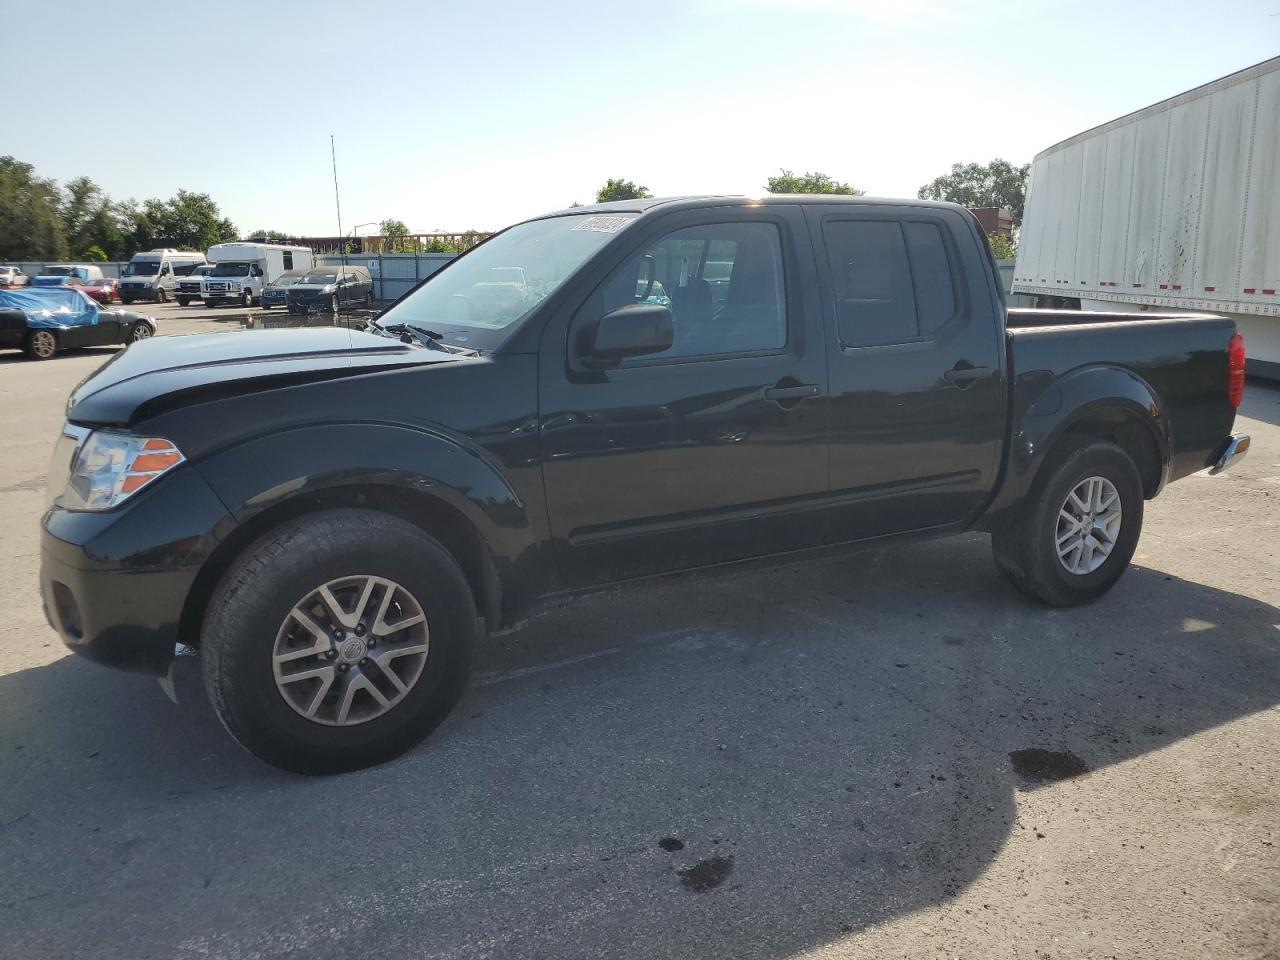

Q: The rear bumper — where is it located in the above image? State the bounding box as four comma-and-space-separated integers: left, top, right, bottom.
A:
40, 466, 232, 676
1209, 432, 1250, 475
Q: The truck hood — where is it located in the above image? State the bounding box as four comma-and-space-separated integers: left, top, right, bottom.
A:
67, 326, 461, 426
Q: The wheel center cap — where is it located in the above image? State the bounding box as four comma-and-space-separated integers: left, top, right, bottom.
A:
338, 636, 368, 663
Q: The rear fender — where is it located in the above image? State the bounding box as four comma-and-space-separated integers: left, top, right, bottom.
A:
986, 364, 1170, 521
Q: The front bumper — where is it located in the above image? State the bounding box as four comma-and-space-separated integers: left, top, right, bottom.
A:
1209, 432, 1251, 475
40, 465, 232, 676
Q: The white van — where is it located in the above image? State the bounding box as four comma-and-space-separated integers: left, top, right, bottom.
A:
119, 249, 208, 304
37, 263, 106, 284
202, 242, 314, 308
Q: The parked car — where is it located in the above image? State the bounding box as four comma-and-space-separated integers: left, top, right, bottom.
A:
286, 265, 374, 313
259, 269, 306, 309
176, 264, 215, 306
39, 197, 1249, 774
81, 276, 119, 305
32, 275, 85, 287
0, 265, 30, 287
0, 287, 155, 359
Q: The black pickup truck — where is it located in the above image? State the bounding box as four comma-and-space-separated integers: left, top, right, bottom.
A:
39, 197, 1250, 773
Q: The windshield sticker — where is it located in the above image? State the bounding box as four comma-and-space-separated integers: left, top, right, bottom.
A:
571, 215, 631, 234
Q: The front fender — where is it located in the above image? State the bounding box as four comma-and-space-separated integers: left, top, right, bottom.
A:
988, 364, 1171, 518
193, 420, 538, 574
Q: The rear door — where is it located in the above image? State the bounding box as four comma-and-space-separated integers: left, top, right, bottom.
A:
539, 205, 830, 587
809, 205, 1006, 542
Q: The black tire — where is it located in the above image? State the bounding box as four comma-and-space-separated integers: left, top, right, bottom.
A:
176, 296, 191, 307
22, 329, 58, 360
241, 288, 253, 308
261, 301, 272, 311
129, 322, 153, 343
992, 440, 1144, 607
121, 295, 134, 305
201, 509, 476, 774
155, 287, 168, 303
330, 294, 340, 313
206, 297, 221, 308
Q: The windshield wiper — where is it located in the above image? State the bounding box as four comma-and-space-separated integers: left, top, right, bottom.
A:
376, 322, 478, 355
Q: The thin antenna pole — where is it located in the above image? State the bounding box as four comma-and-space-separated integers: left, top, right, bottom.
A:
330, 134, 347, 268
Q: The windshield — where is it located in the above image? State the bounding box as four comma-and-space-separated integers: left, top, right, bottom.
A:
192, 265, 213, 276
377, 213, 637, 340
271, 275, 302, 287
300, 272, 338, 284
210, 262, 251, 277
122, 260, 160, 276
42, 266, 74, 277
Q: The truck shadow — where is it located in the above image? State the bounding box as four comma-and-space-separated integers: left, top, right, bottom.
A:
1, 533, 1276, 959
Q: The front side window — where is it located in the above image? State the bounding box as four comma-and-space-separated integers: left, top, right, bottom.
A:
824, 218, 960, 345
588, 221, 787, 361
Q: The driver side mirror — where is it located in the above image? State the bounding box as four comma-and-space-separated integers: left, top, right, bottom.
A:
587, 303, 673, 367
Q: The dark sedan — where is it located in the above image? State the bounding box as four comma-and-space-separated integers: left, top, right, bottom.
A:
285, 266, 374, 314
260, 270, 306, 310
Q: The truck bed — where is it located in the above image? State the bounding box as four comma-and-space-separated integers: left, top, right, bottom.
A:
1005, 308, 1239, 483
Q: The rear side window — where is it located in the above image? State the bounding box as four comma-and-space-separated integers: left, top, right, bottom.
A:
824, 219, 959, 345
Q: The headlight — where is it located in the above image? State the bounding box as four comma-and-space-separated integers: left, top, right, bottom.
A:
60, 431, 186, 511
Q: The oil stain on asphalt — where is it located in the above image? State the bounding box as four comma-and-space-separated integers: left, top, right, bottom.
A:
677, 855, 734, 892
1009, 748, 1090, 783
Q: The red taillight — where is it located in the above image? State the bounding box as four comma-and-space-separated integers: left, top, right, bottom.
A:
1228, 333, 1245, 408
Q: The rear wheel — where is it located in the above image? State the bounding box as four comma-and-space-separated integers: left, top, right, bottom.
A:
23, 329, 57, 360
201, 509, 476, 774
992, 440, 1143, 606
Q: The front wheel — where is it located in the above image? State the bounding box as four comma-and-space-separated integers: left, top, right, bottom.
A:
200, 509, 476, 774
241, 288, 253, 308
992, 440, 1144, 607
129, 322, 153, 343
155, 287, 168, 303
330, 294, 340, 313
176, 296, 191, 307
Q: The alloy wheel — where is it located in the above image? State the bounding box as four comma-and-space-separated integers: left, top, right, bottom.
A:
272, 575, 430, 726
1056, 475, 1122, 575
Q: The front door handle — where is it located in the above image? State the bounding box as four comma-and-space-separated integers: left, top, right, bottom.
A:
764, 383, 821, 403
943, 364, 993, 388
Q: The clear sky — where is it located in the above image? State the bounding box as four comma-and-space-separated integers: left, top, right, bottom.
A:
3, 0, 1278, 236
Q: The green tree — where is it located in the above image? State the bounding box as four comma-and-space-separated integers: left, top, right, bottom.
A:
379, 218, 412, 252
0, 156, 67, 260
83, 245, 108, 262
130, 190, 237, 252
595, 179, 652, 203
247, 229, 290, 241
917, 158, 1030, 227
987, 233, 1016, 260
765, 170, 863, 195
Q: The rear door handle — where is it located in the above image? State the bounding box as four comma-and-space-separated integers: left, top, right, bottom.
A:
764, 383, 821, 402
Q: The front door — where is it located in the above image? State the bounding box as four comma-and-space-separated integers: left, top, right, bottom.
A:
539, 206, 830, 588
809, 205, 1006, 542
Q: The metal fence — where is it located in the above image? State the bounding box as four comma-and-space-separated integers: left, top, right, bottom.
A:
314, 252, 456, 304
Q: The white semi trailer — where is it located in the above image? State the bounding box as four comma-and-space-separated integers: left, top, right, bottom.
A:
1013, 56, 1280, 377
